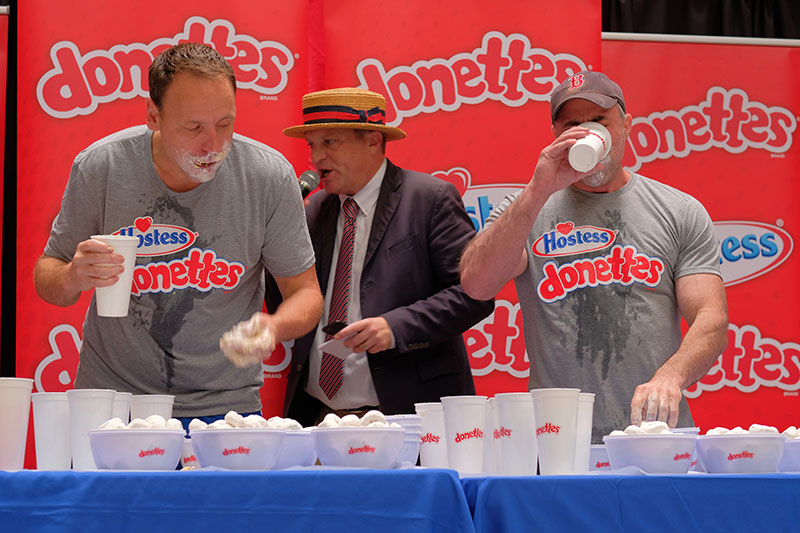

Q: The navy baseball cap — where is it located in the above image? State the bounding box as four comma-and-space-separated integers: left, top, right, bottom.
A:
550, 71, 626, 122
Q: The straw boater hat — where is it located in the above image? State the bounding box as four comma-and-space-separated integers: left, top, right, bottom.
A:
283, 87, 406, 141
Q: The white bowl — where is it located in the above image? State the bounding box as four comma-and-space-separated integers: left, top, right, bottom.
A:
696, 434, 785, 474
273, 430, 316, 469
312, 427, 405, 469
603, 434, 697, 474
88, 429, 185, 470
779, 439, 800, 472
189, 428, 285, 470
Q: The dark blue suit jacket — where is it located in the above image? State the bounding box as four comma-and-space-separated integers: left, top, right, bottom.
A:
266, 160, 494, 425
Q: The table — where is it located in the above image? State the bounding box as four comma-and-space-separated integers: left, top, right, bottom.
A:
461, 473, 800, 532
0, 468, 475, 533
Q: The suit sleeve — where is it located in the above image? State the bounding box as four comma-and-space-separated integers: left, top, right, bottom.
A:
381, 181, 494, 353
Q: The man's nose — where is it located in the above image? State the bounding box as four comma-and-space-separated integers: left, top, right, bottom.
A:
200, 127, 222, 153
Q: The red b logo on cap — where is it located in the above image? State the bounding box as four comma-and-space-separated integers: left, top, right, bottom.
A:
569, 74, 584, 90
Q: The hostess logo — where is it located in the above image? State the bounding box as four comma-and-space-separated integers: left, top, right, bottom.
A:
115, 216, 198, 257
715, 221, 793, 287
532, 221, 615, 257
431, 167, 523, 232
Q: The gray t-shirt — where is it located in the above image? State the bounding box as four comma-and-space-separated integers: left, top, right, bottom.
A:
486, 173, 720, 441
45, 126, 315, 417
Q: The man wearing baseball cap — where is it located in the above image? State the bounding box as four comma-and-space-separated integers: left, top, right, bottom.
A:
267, 88, 494, 425
461, 71, 728, 442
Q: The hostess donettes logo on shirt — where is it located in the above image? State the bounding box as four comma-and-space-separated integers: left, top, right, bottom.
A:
532, 222, 616, 257
114, 217, 197, 257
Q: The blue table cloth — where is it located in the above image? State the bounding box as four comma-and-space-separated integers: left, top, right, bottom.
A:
461, 473, 800, 532
0, 468, 475, 533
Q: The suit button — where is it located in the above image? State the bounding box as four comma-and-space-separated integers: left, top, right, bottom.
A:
296, 364, 303, 372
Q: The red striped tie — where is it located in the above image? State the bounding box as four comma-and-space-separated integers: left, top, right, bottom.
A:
319, 198, 359, 399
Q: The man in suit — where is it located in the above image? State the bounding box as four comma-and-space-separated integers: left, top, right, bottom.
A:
268, 88, 494, 426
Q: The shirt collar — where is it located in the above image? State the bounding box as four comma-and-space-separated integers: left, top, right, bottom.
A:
339, 158, 387, 217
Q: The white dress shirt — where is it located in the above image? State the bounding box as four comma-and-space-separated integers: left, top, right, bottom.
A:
305, 159, 389, 409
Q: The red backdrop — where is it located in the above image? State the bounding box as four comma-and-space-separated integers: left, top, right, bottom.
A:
13, 3, 799, 469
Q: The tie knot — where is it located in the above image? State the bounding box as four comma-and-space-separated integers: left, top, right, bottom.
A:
343, 198, 359, 220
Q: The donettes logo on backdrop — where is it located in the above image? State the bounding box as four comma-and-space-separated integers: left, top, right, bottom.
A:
36, 16, 295, 118
622, 86, 796, 172
356, 31, 588, 126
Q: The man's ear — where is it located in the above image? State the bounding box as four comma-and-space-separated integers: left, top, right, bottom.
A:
366, 130, 383, 148
145, 98, 160, 131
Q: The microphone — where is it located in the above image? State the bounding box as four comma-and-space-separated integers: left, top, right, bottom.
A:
298, 170, 320, 198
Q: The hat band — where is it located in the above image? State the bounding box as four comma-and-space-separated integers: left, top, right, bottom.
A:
302, 105, 386, 126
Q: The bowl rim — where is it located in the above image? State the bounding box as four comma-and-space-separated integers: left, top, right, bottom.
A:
189, 427, 286, 436
696, 433, 786, 440
88, 428, 186, 435
603, 433, 697, 441
311, 426, 405, 433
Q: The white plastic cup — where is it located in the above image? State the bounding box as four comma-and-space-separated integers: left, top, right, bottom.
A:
573, 392, 595, 474
91, 234, 139, 317
180, 438, 200, 469
130, 394, 175, 420
112, 392, 132, 424
589, 444, 611, 471
31, 392, 72, 470
494, 392, 538, 476
414, 402, 449, 468
67, 388, 115, 470
568, 122, 612, 172
441, 395, 487, 474
530, 388, 580, 475
0, 378, 34, 471
482, 397, 499, 474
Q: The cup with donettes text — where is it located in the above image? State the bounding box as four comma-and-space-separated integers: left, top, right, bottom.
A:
414, 402, 449, 468
494, 392, 538, 476
441, 395, 488, 474
530, 388, 580, 475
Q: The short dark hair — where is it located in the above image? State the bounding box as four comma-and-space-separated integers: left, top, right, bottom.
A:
148, 42, 236, 109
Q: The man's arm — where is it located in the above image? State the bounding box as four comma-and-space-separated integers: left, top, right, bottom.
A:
460, 127, 590, 300
34, 239, 126, 307
630, 273, 729, 427
264, 265, 324, 344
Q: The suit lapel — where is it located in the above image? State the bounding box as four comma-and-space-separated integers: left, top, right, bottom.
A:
314, 195, 340, 294
365, 160, 402, 267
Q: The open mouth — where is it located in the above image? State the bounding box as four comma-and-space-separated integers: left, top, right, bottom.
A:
195, 160, 217, 169
320, 169, 332, 178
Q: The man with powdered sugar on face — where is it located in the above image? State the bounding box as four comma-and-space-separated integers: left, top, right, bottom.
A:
35, 43, 323, 430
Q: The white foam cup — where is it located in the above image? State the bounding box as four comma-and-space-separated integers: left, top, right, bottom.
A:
67, 388, 115, 470
589, 444, 611, 471
91, 234, 139, 317
112, 392, 132, 424
414, 402, 449, 468
494, 392, 538, 476
441, 395, 487, 474
130, 394, 175, 420
482, 397, 499, 474
181, 438, 200, 469
0, 378, 34, 471
530, 388, 580, 475
573, 392, 595, 474
31, 392, 71, 470
568, 122, 612, 172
